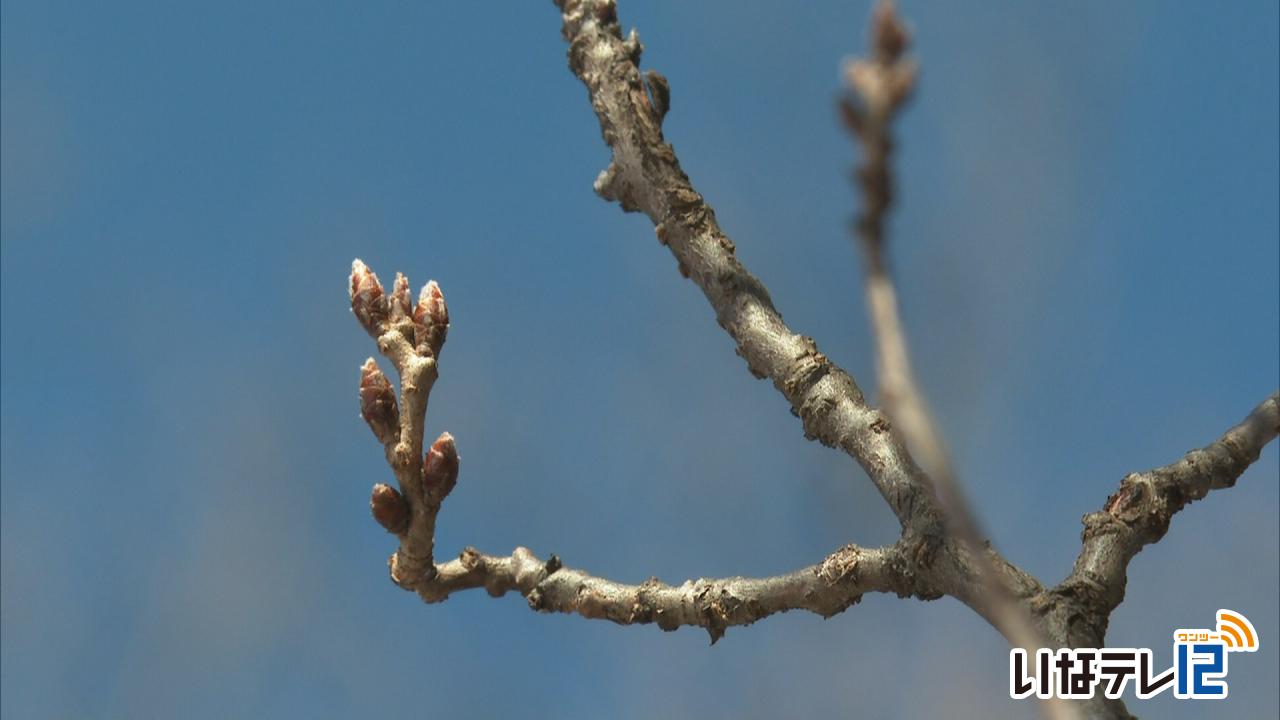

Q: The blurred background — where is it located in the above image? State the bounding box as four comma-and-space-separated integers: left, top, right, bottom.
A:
2, 1, 1276, 717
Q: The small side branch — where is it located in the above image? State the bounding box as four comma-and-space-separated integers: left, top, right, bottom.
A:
1060, 392, 1280, 620
351, 261, 454, 587
415, 542, 928, 643
348, 258, 929, 642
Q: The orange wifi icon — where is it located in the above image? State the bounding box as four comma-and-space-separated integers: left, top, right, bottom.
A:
1216, 610, 1259, 652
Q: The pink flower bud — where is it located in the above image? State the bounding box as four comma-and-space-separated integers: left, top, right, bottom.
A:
359, 358, 399, 444
422, 432, 459, 503
388, 272, 412, 323
370, 483, 409, 534
412, 281, 449, 357
349, 259, 389, 337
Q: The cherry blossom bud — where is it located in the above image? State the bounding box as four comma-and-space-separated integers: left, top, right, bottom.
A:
423, 432, 459, 503
370, 483, 409, 534
349, 259, 389, 337
412, 281, 449, 357
359, 358, 399, 444
388, 272, 412, 323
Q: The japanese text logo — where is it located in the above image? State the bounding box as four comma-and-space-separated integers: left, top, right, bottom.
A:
1010, 609, 1259, 701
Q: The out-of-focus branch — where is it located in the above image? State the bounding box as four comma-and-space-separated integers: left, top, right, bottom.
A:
841, 3, 935, 525
840, 7, 1078, 719
1055, 392, 1280, 628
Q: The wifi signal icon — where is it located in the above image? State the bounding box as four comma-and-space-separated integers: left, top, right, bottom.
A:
1216, 610, 1259, 652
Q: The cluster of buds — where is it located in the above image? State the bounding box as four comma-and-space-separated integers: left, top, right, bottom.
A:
349, 258, 450, 360
351, 258, 460, 540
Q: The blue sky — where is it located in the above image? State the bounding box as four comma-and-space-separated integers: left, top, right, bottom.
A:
2, 1, 1276, 718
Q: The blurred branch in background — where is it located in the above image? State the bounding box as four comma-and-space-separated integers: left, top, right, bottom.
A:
840, 6, 1077, 718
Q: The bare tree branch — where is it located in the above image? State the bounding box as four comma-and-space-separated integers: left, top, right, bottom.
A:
548, 0, 1057, 640
1056, 392, 1280, 629
1028, 393, 1278, 719
350, 261, 449, 586
552, 0, 945, 537
416, 542, 927, 642
348, 257, 939, 640
338, 3, 1278, 716
552, 0, 1054, 635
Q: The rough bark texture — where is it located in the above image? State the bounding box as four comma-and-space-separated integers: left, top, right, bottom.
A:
555, 0, 945, 536
343, 2, 1279, 718
416, 543, 931, 642
1049, 393, 1280, 639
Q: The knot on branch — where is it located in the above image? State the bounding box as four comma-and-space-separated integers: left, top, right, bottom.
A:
594, 162, 643, 212
1090, 474, 1175, 544
783, 340, 835, 420
818, 544, 865, 586
692, 581, 765, 645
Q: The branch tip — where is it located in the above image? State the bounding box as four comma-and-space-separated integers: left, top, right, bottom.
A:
413, 280, 449, 357
350, 259, 389, 337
